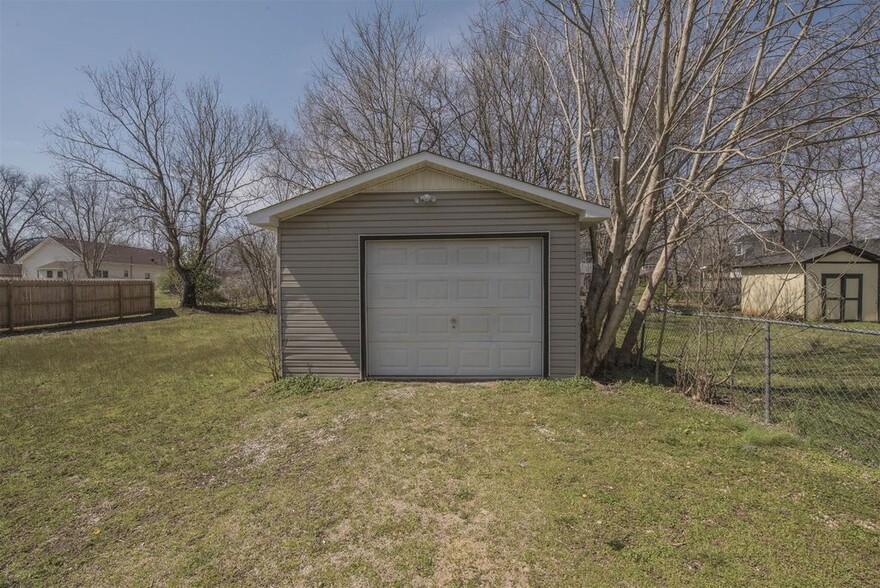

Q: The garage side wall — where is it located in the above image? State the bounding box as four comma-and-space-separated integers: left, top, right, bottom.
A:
278, 190, 580, 378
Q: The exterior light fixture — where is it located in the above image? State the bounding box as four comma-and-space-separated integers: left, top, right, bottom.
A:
414, 193, 437, 204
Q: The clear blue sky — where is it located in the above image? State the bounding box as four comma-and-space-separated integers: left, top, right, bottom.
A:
0, 0, 479, 174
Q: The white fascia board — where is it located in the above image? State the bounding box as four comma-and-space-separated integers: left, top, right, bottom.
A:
247, 152, 611, 228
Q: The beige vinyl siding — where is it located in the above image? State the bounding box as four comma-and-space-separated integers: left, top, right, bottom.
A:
362, 168, 491, 193
740, 265, 806, 319
278, 190, 580, 378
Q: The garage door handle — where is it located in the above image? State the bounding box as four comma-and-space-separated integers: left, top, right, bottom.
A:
450, 317, 458, 329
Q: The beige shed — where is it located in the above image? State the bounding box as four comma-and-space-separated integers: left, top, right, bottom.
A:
737, 244, 880, 322
248, 152, 610, 379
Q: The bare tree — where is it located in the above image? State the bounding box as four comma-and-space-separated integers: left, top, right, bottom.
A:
47, 54, 269, 306
536, 0, 880, 373
228, 219, 276, 312
269, 3, 449, 192
242, 314, 281, 382
0, 166, 49, 264
824, 127, 880, 241
453, 9, 573, 190
44, 173, 126, 277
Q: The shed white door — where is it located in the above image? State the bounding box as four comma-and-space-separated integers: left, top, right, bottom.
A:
365, 237, 544, 377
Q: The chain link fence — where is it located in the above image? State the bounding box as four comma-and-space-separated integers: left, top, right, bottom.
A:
636, 309, 880, 466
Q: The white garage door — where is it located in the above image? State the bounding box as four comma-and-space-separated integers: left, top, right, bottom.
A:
365, 237, 544, 377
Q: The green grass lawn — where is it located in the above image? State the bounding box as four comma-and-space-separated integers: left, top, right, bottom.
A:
1, 307, 879, 586
640, 313, 880, 464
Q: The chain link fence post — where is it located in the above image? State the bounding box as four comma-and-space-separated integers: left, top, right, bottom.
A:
638, 308, 879, 464
764, 321, 772, 424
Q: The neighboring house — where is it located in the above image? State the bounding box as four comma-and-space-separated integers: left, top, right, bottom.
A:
17, 237, 166, 281
249, 152, 610, 379
735, 243, 880, 322
732, 228, 846, 265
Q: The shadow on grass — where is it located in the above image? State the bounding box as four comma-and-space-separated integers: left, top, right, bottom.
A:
0, 308, 178, 338
194, 304, 272, 315
609, 356, 880, 464
594, 360, 678, 387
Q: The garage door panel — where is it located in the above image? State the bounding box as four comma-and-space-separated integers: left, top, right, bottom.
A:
416, 246, 449, 265
498, 313, 534, 335
457, 246, 490, 265
368, 342, 543, 377
367, 278, 542, 308
370, 279, 409, 302
368, 308, 541, 342
500, 347, 536, 370
373, 313, 409, 335
457, 313, 490, 335
417, 348, 451, 370
459, 347, 491, 369
499, 244, 534, 265
457, 279, 490, 301
499, 278, 536, 301
367, 240, 541, 274
417, 314, 452, 334
365, 238, 544, 377
373, 347, 410, 370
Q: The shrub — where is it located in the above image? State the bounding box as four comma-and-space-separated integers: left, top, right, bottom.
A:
158, 265, 223, 305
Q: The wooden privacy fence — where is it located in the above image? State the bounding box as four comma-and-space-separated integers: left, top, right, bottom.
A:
0, 280, 154, 331
0, 263, 22, 278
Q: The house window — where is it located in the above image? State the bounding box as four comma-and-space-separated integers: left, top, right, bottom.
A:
145, 272, 151, 279
57, 270, 64, 279
96, 270, 109, 278
123, 270, 129, 278
46, 270, 53, 279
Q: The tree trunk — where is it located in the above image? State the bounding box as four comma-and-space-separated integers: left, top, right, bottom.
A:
178, 267, 198, 308
264, 283, 275, 313
775, 173, 787, 247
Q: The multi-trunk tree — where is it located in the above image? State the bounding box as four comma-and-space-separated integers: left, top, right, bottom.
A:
537, 0, 880, 372
48, 54, 270, 307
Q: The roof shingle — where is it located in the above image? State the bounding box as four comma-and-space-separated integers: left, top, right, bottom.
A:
51, 237, 166, 266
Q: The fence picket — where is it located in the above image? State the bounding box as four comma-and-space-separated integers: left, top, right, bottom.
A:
0, 279, 153, 331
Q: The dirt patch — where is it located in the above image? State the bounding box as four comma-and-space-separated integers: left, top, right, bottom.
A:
306, 428, 337, 446
228, 412, 353, 473
532, 424, 557, 441
236, 437, 287, 467
383, 386, 420, 399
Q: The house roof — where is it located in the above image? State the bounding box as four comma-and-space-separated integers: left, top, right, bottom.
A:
734, 228, 846, 249
247, 152, 611, 228
19, 237, 166, 266
735, 243, 880, 268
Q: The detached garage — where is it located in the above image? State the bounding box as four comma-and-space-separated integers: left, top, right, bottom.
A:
248, 153, 610, 379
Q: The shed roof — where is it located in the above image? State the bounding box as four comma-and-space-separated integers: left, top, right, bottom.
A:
735, 243, 880, 268
248, 152, 611, 228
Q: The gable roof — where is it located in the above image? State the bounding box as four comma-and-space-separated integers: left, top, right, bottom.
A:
247, 152, 611, 228
18, 237, 166, 266
734, 228, 846, 249
735, 243, 880, 268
